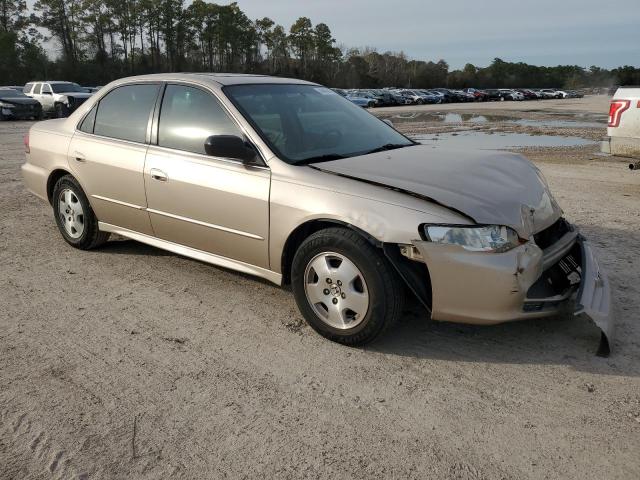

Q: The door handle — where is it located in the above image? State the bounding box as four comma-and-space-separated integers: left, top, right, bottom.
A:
73, 151, 86, 162
150, 168, 168, 182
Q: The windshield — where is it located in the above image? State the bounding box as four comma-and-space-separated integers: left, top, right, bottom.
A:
224, 84, 414, 165
0, 89, 28, 99
51, 83, 85, 93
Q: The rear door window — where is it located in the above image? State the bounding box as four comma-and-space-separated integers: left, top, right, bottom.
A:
93, 84, 159, 143
33, 84, 42, 95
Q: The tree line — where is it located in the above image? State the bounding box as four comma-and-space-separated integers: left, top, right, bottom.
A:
1, 0, 639, 89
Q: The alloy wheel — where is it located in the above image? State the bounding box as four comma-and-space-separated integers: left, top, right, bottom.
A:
303, 252, 369, 329
58, 188, 85, 239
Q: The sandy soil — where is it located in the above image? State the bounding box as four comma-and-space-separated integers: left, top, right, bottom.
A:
1, 97, 639, 479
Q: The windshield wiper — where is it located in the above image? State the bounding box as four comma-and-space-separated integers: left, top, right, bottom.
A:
362, 143, 412, 155
295, 153, 346, 165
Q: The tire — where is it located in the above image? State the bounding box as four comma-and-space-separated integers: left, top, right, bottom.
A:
291, 227, 404, 346
52, 175, 109, 250
55, 103, 70, 118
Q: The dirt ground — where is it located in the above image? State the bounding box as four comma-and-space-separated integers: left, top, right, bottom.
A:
1, 96, 639, 479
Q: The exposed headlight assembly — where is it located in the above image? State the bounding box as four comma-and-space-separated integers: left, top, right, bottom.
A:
423, 224, 521, 253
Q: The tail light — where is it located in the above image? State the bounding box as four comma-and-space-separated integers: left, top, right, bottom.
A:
24, 133, 30, 153
608, 100, 630, 127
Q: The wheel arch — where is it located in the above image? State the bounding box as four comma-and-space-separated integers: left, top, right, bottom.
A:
281, 218, 433, 313
280, 219, 380, 285
46, 168, 73, 204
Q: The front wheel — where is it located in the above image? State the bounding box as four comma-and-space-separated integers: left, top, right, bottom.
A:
55, 103, 70, 118
52, 175, 109, 250
291, 228, 404, 345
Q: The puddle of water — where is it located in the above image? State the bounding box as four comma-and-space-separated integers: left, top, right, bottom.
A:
383, 112, 489, 124
381, 112, 605, 128
411, 131, 595, 149
512, 118, 604, 128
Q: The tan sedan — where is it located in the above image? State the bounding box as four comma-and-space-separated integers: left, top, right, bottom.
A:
21, 74, 612, 354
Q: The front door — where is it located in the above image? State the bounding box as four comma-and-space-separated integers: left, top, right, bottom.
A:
144, 83, 270, 268
68, 83, 161, 235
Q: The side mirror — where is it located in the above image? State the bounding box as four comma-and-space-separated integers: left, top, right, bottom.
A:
382, 119, 394, 127
204, 135, 260, 165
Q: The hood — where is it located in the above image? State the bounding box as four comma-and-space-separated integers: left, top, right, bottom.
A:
0, 97, 40, 106
313, 144, 562, 238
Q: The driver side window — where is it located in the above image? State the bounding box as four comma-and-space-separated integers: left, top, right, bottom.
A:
157, 84, 243, 155
42, 84, 52, 94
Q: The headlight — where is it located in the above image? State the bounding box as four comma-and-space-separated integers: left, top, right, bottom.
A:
423, 224, 521, 253
61, 96, 72, 105
0, 101, 14, 108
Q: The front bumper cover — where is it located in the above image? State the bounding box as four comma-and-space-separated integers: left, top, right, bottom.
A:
411, 233, 613, 356
575, 236, 613, 356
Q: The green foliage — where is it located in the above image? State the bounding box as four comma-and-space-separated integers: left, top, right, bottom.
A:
1, 0, 638, 88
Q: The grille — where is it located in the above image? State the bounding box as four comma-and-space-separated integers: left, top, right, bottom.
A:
533, 217, 571, 250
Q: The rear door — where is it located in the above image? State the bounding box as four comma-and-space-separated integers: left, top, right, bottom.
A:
68, 83, 161, 235
144, 83, 270, 268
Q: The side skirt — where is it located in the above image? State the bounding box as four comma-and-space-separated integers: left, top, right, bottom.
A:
98, 222, 282, 286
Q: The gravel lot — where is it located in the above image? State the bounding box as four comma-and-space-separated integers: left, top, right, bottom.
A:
1, 97, 639, 479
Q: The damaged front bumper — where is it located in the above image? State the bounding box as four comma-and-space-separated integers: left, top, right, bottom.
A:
575, 237, 613, 356
411, 228, 613, 355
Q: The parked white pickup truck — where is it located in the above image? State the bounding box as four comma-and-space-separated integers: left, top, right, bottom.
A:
601, 86, 640, 168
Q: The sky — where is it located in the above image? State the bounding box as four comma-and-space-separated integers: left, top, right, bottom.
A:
222, 0, 640, 69
26, 0, 640, 69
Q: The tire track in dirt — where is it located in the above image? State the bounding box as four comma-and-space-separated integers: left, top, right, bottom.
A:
1, 407, 89, 479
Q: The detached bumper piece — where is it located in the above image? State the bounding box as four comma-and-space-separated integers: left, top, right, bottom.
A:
575, 236, 613, 357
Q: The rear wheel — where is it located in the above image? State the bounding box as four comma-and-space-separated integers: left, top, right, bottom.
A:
52, 175, 109, 250
291, 227, 404, 345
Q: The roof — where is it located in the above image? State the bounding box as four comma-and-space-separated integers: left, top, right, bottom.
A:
108, 72, 318, 87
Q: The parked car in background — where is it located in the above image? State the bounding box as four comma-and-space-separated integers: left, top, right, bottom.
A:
21, 73, 612, 354
388, 90, 413, 105
418, 90, 444, 104
539, 89, 562, 99
482, 89, 503, 101
0, 87, 43, 120
396, 89, 426, 105
24, 81, 93, 118
348, 90, 380, 107
1, 85, 24, 92
463, 88, 489, 101
368, 89, 401, 106
83, 86, 103, 94
516, 89, 539, 100
498, 89, 524, 101
348, 95, 376, 108
451, 90, 475, 102
601, 86, 640, 165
